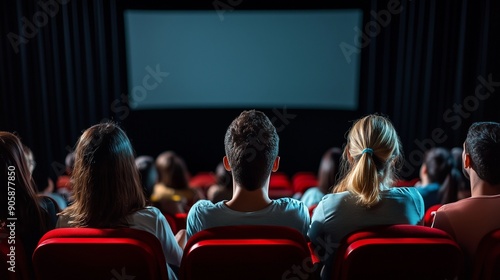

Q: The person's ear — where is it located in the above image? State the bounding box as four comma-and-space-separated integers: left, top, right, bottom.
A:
421, 164, 427, 176
223, 156, 231, 171
463, 152, 471, 169
272, 156, 280, 172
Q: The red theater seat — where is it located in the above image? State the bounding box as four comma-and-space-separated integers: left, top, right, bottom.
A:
394, 178, 420, 187
331, 224, 463, 280
292, 172, 318, 194
269, 172, 293, 198
32, 228, 169, 280
308, 204, 318, 218
423, 204, 442, 227
472, 228, 500, 280
180, 225, 314, 280
189, 172, 216, 189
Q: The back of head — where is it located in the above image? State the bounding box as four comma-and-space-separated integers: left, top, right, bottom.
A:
318, 147, 342, 193
224, 110, 279, 191
465, 122, 500, 185
135, 155, 157, 199
155, 151, 189, 190
0, 132, 48, 234
334, 114, 402, 207
423, 147, 454, 184
65, 151, 76, 174
65, 122, 146, 227
423, 147, 459, 204
215, 161, 232, 189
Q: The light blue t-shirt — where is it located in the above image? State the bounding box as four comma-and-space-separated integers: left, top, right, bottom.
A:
300, 187, 325, 208
186, 198, 310, 239
308, 187, 424, 279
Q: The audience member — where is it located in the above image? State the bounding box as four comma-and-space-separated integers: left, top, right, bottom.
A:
56, 122, 185, 279
300, 147, 342, 208
152, 151, 203, 215
55, 151, 75, 204
186, 110, 310, 239
414, 147, 458, 210
432, 122, 500, 277
0, 132, 57, 278
308, 114, 424, 280
451, 146, 471, 200
23, 143, 68, 210
206, 161, 233, 203
135, 155, 158, 201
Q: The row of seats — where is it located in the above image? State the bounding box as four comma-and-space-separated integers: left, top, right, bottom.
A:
189, 171, 319, 197
3, 224, 499, 280
189, 170, 420, 198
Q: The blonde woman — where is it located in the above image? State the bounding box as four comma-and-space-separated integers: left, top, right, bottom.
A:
308, 114, 424, 279
57, 122, 185, 280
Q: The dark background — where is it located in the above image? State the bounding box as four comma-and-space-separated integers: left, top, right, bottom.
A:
1, 0, 499, 187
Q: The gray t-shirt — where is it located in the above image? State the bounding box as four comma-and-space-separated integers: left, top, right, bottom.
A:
186, 198, 310, 239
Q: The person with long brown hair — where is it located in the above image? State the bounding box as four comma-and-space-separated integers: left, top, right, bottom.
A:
308, 114, 424, 280
151, 150, 203, 215
0, 131, 57, 278
56, 122, 184, 280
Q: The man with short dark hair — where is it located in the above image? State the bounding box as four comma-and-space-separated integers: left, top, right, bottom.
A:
186, 110, 310, 239
432, 122, 500, 272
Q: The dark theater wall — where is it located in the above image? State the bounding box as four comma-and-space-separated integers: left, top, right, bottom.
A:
1, 0, 499, 183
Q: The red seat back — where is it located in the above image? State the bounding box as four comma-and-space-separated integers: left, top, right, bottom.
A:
269, 172, 293, 198
180, 225, 312, 280
472, 228, 500, 280
423, 204, 442, 226
332, 225, 463, 280
308, 204, 318, 218
32, 228, 169, 280
292, 172, 318, 194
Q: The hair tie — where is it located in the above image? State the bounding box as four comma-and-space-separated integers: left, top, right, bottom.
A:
362, 148, 374, 156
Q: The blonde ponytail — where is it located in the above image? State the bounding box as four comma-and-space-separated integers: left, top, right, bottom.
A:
333, 115, 402, 208
350, 151, 381, 207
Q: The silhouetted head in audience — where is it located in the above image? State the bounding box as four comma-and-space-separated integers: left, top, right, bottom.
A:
451, 146, 471, 199
155, 151, 190, 190
420, 147, 454, 185
0, 132, 50, 235
22, 144, 36, 174
62, 122, 146, 227
463, 122, 500, 194
317, 147, 342, 194
135, 155, 157, 199
65, 151, 75, 175
334, 114, 403, 207
223, 110, 279, 191
207, 162, 234, 203
420, 147, 458, 204
215, 161, 232, 190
